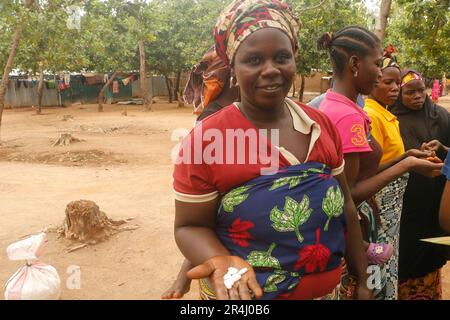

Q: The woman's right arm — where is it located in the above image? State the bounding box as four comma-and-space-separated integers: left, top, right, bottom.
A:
174, 198, 229, 264
346, 154, 443, 206
377, 149, 432, 173
174, 199, 262, 300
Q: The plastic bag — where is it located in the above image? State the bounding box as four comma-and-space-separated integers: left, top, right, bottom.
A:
4, 233, 61, 300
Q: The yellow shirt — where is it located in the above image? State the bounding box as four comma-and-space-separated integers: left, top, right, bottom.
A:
364, 98, 405, 164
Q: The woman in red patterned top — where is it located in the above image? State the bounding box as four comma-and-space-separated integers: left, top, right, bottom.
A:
172, 0, 371, 300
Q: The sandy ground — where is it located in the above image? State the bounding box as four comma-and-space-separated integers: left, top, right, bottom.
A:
0, 96, 449, 300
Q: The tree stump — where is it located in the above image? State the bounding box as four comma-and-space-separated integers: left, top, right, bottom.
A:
61, 115, 74, 121
52, 133, 82, 147
61, 200, 137, 244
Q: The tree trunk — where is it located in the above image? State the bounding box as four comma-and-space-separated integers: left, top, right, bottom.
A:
97, 71, 118, 112
174, 70, 182, 101
442, 73, 447, 96
139, 40, 152, 111
297, 75, 305, 102
37, 62, 44, 115
0, 0, 33, 141
60, 200, 138, 244
165, 75, 173, 103
52, 133, 83, 147
0, 24, 23, 141
375, 0, 392, 44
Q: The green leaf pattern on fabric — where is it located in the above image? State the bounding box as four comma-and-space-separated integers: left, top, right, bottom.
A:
270, 196, 313, 242
247, 243, 281, 269
269, 166, 326, 191
264, 270, 300, 293
269, 176, 301, 191
220, 185, 252, 213
221, 164, 337, 295
288, 281, 299, 291
264, 270, 286, 293
239, 16, 255, 24
322, 186, 344, 231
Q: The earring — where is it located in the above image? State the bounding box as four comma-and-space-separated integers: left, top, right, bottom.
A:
354, 71, 358, 78
230, 76, 238, 88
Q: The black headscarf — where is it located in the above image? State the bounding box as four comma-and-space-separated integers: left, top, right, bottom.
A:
390, 69, 450, 157
390, 69, 450, 279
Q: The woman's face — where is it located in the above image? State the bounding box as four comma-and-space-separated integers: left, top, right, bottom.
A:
401, 79, 426, 110
232, 28, 296, 109
355, 48, 383, 95
371, 66, 400, 107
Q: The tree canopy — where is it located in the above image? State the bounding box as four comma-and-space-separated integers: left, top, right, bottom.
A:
288, 0, 373, 77
385, 0, 449, 79
0, 0, 448, 79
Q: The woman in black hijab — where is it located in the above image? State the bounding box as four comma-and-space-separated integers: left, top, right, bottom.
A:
391, 69, 449, 300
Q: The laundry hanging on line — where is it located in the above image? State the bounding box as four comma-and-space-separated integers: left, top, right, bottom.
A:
112, 80, 119, 93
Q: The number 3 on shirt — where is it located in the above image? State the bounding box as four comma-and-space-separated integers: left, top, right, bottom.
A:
350, 124, 367, 146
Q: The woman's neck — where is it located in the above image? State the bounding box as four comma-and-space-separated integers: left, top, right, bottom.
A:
215, 85, 239, 107
332, 77, 358, 103
239, 98, 287, 126
368, 95, 387, 109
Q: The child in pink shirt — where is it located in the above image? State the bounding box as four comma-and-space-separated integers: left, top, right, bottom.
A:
320, 90, 389, 263
320, 91, 372, 155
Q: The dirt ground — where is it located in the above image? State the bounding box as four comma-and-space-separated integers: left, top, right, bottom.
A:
0, 96, 449, 300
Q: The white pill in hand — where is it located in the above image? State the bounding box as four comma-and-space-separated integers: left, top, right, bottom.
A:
228, 267, 238, 274
224, 267, 247, 289
224, 279, 234, 289
238, 268, 248, 275
231, 274, 241, 282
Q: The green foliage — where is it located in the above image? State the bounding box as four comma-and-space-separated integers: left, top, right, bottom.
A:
287, 0, 373, 76
147, 0, 227, 76
81, 0, 146, 73
15, 0, 87, 74
385, 0, 449, 78
2, 0, 446, 82
0, 1, 31, 72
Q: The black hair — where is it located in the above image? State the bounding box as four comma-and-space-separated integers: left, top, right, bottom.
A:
317, 26, 381, 76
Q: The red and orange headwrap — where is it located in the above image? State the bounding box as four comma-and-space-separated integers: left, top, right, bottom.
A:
183, 46, 231, 115
214, 0, 301, 66
382, 45, 400, 70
